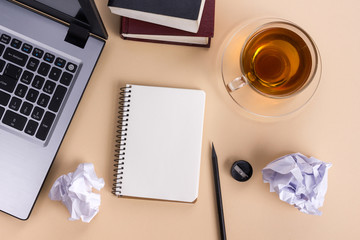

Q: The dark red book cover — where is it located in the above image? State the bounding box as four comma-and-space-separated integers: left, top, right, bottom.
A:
120, 0, 215, 47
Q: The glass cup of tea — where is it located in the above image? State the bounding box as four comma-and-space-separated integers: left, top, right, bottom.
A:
221, 18, 321, 118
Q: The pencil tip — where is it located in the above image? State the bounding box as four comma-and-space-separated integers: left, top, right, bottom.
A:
211, 142, 216, 158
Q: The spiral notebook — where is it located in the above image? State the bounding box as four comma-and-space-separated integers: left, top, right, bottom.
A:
112, 84, 206, 202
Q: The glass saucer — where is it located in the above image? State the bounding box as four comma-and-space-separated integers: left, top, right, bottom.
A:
220, 18, 322, 118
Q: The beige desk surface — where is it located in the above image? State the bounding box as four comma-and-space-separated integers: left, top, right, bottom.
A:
1, 0, 359, 239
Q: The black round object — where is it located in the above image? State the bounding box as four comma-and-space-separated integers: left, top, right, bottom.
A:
231, 160, 253, 182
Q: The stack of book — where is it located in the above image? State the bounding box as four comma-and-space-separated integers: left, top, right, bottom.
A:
108, 0, 215, 47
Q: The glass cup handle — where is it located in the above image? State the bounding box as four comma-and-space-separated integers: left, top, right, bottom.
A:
227, 76, 247, 92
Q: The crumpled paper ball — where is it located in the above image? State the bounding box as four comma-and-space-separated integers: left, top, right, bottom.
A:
262, 153, 332, 215
49, 163, 105, 222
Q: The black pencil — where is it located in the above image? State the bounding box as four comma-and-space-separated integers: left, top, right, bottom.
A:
211, 143, 227, 240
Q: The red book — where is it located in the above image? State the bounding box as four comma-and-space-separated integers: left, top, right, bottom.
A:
120, 0, 215, 47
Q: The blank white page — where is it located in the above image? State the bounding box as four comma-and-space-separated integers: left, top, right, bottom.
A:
119, 84, 206, 202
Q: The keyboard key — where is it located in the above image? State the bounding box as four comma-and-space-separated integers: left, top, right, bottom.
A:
37, 93, 50, 107
20, 102, 33, 116
31, 106, 44, 121
20, 70, 34, 84
26, 88, 39, 103
32, 48, 44, 58
32, 75, 45, 89
0, 90, 11, 106
2, 110, 27, 131
0, 60, 5, 72
25, 120, 38, 136
10, 39, 22, 49
15, 83, 28, 98
43, 53, 55, 63
0, 74, 18, 93
9, 97, 22, 111
36, 111, 55, 140
38, 62, 51, 76
55, 57, 66, 68
0, 106, 4, 119
21, 43, 33, 54
0, 43, 4, 56
0, 34, 11, 44
43, 80, 56, 94
4, 63, 22, 80
26, 57, 39, 71
66, 62, 77, 73
49, 85, 67, 112
60, 72, 73, 86
3, 47, 28, 67
49, 67, 62, 81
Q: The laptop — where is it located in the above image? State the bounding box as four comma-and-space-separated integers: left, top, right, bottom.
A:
0, 0, 107, 220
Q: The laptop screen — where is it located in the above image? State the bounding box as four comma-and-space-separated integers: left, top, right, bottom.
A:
35, 0, 81, 18
10, 0, 107, 39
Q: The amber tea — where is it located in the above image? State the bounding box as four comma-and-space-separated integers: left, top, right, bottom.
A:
241, 26, 313, 97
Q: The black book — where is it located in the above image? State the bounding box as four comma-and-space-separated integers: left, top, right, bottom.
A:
108, 0, 206, 33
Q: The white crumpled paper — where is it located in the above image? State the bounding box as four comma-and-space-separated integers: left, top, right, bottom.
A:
262, 153, 331, 215
49, 163, 105, 223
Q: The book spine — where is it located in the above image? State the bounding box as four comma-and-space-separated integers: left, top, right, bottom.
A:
112, 85, 132, 196
120, 17, 129, 40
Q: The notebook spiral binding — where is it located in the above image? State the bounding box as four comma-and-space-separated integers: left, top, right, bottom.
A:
112, 85, 132, 196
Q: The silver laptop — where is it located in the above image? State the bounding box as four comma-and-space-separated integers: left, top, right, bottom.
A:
0, 0, 107, 220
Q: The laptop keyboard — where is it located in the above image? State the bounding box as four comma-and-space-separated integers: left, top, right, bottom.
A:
0, 31, 79, 144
